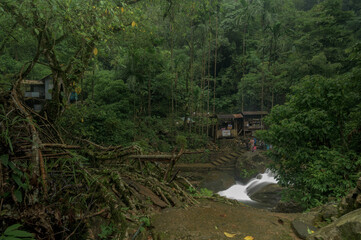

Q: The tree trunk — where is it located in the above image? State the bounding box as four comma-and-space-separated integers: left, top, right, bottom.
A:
261, 10, 266, 112
170, 22, 175, 128
189, 15, 194, 134
207, 15, 211, 136
201, 50, 206, 135
213, 13, 218, 115
241, 23, 248, 113
148, 77, 151, 117
92, 68, 95, 100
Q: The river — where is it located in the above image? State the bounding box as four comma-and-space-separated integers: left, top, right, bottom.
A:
218, 169, 279, 208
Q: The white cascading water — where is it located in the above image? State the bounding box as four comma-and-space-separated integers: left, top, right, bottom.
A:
218, 169, 278, 202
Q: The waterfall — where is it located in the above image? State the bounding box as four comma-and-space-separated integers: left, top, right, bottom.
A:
218, 169, 278, 202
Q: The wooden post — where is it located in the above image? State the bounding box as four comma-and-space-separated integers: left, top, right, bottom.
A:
215, 121, 218, 140
234, 118, 238, 137
243, 117, 246, 138
163, 148, 184, 182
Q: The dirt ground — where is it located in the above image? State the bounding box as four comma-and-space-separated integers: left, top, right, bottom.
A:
150, 199, 302, 240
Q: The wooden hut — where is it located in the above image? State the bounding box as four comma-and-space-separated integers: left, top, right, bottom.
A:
242, 111, 268, 136
215, 114, 243, 139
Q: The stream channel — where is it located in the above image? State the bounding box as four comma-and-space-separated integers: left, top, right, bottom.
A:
217, 169, 281, 209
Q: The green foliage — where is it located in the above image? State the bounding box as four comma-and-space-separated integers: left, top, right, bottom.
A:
175, 135, 187, 149
257, 74, 361, 208
57, 103, 134, 146
187, 186, 196, 194
199, 188, 213, 197
0, 224, 34, 240
187, 186, 213, 197
1, 154, 30, 203
239, 169, 257, 179
98, 224, 114, 239
0, 105, 26, 153
139, 216, 151, 227
184, 133, 208, 150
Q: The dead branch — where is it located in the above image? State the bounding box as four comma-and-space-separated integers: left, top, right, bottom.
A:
83, 208, 107, 219
39, 149, 47, 197
41, 143, 80, 149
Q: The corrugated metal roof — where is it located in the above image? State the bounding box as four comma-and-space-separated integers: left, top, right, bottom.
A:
242, 111, 268, 116
22, 80, 44, 85
217, 113, 243, 119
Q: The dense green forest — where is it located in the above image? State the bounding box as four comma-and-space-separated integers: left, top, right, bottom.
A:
1, 0, 361, 237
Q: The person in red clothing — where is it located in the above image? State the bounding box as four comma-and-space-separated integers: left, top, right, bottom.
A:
249, 138, 255, 152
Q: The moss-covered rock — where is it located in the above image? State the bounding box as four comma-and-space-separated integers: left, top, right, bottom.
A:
306, 208, 361, 240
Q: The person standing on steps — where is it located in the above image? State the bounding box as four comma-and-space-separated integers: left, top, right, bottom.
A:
250, 138, 255, 152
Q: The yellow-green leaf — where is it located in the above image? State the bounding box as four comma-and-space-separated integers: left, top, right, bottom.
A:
244, 236, 254, 240
131, 21, 136, 27
93, 48, 98, 56
224, 232, 236, 238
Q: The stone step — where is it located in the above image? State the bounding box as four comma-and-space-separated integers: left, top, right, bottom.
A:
211, 160, 223, 166
229, 152, 241, 158
175, 163, 215, 172
219, 157, 230, 162
224, 154, 235, 159
217, 167, 235, 171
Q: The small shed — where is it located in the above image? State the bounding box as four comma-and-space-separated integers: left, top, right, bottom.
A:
22, 75, 53, 111
215, 114, 243, 139
242, 111, 268, 136
23, 75, 53, 100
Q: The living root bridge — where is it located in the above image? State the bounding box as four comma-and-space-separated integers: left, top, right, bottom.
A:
128, 147, 184, 182
0, 88, 199, 239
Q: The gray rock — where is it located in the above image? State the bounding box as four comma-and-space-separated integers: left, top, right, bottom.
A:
248, 183, 282, 208
307, 208, 361, 240
318, 203, 338, 222
292, 219, 318, 239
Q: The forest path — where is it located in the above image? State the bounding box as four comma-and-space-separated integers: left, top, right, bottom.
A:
150, 198, 302, 240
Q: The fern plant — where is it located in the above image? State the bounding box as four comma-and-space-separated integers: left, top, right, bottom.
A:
0, 224, 34, 240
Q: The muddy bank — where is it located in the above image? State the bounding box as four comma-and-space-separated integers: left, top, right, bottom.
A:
151, 199, 301, 240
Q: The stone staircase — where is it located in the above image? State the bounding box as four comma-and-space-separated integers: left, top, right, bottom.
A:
210, 151, 243, 170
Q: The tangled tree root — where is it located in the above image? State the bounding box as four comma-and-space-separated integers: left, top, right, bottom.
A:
0, 89, 199, 239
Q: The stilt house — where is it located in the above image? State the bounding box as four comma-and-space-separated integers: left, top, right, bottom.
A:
242, 111, 268, 136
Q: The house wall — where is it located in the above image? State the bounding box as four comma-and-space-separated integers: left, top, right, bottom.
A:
44, 78, 53, 100
32, 85, 45, 98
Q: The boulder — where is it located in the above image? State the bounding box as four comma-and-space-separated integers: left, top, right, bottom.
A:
306, 208, 361, 240
317, 203, 338, 222
292, 219, 318, 239
248, 183, 282, 208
